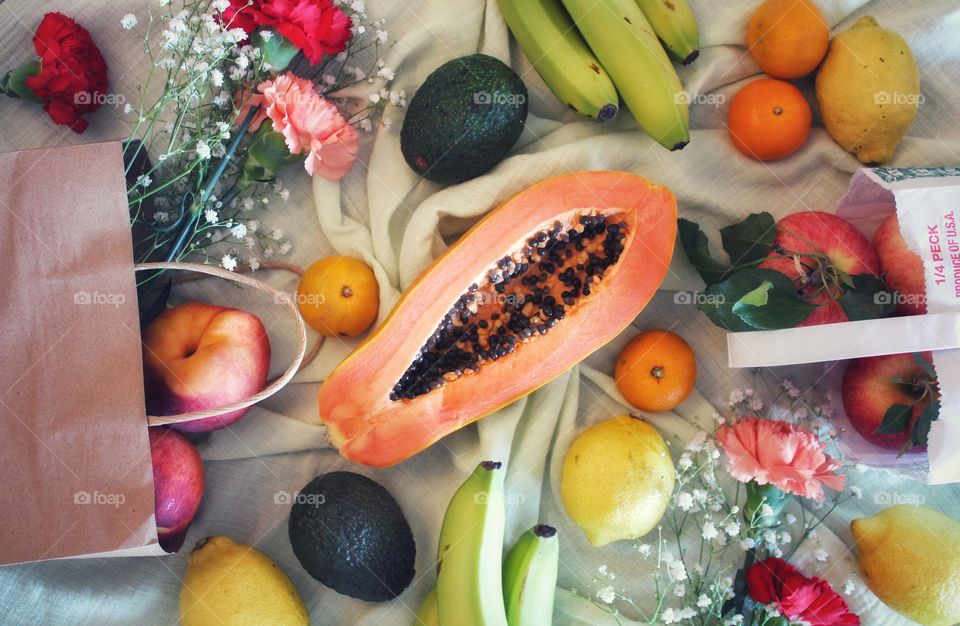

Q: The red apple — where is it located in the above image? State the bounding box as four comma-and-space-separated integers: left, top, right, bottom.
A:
873, 213, 927, 316
143, 302, 270, 432
759, 211, 881, 326
150, 427, 204, 552
841, 352, 934, 451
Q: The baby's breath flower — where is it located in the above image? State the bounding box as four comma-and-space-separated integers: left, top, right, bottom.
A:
814, 549, 830, 562
230, 223, 247, 238
195, 141, 211, 160
220, 254, 237, 271
702, 520, 718, 541
668, 560, 687, 582
595, 586, 615, 605
204, 209, 219, 224
697, 593, 711, 608
121, 14, 138, 29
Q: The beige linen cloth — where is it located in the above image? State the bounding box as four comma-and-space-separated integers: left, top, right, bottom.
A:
1, 0, 959, 624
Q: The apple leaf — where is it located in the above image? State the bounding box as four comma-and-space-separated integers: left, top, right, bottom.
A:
720, 212, 776, 267
875, 403, 913, 435
731, 280, 818, 330
838, 274, 896, 321
913, 352, 936, 379
699, 268, 811, 331
678, 218, 731, 285
911, 397, 939, 447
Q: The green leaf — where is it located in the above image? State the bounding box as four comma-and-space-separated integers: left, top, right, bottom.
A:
254, 28, 300, 71
838, 274, 896, 321
677, 218, 730, 285
913, 352, 936, 379
875, 403, 912, 435
239, 119, 304, 188
1, 59, 41, 101
699, 268, 808, 332
911, 398, 939, 447
720, 212, 775, 266
729, 278, 818, 330
736, 281, 774, 307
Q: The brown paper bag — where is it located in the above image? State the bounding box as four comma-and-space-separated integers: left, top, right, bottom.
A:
0, 141, 164, 564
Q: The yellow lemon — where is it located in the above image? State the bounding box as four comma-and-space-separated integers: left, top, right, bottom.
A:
852, 505, 960, 626
180, 536, 309, 626
816, 16, 920, 164
297, 255, 379, 337
560, 415, 674, 546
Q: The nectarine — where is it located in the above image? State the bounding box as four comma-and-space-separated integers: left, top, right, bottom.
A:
150, 427, 205, 551
142, 302, 270, 432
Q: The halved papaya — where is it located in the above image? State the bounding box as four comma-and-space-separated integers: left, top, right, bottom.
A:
319, 171, 677, 466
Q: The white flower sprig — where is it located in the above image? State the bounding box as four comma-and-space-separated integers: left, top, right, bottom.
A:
578, 371, 859, 625
123, 0, 402, 276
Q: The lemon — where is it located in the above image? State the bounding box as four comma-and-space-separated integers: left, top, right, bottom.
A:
851, 505, 960, 626
816, 16, 920, 164
560, 415, 674, 546
180, 536, 310, 626
297, 256, 380, 337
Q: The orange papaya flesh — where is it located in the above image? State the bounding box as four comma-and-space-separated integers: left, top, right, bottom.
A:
318, 171, 677, 466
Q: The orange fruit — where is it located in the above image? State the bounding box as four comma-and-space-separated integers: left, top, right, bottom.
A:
297, 256, 379, 337
615, 330, 696, 413
727, 78, 812, 161
747, 0, 829, 79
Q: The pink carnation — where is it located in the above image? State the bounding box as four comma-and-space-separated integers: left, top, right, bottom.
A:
242, 73, 358, 180
716, 418, 844, 501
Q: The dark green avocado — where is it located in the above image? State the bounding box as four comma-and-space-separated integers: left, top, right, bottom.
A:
400, 53, 528, 185
288, 472, 415, 602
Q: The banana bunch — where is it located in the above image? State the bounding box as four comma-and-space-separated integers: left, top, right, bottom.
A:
497, 0, 700, 150
417, 461, 560, 626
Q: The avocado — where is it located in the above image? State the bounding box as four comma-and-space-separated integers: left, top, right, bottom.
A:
288, 472, 415, 602
400, 54, 528, 184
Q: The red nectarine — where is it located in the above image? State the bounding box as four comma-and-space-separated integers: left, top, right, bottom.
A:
143, 302, 270, 432
150, 427, 204, 552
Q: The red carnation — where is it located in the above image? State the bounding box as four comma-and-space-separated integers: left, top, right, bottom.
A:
223, 0, 351, 64
747, 558, 860, 626
24, 13, 108, 133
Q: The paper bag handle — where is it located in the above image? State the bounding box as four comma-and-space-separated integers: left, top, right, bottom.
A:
134, 262, 307, 426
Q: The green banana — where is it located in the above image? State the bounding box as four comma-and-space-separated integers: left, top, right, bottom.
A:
436, 461, 508, 626
561, 0, 690, 150
634, 0, 700, 64
414, 587, 440, 626
497, 0, 618, 121
502, 525, 559, 626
